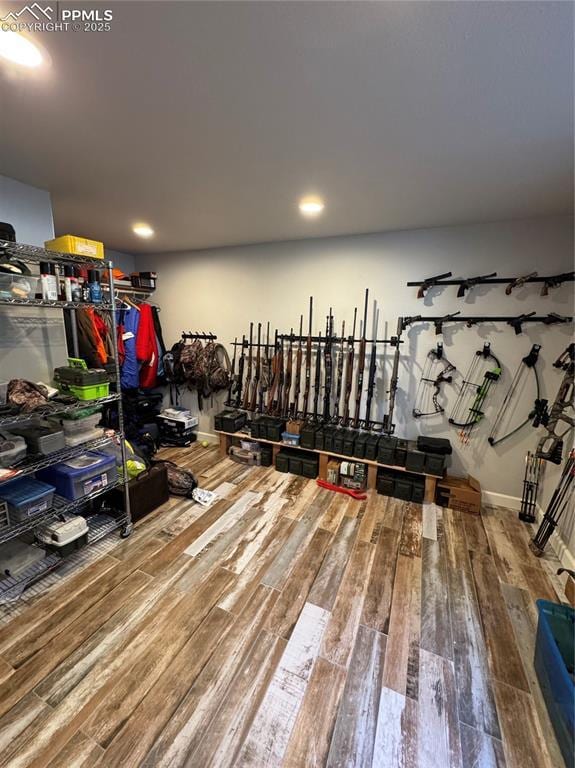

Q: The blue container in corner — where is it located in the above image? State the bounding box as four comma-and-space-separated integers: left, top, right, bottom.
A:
534, 599, 574, 767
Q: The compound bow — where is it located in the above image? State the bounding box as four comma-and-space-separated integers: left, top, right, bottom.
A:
533, 343, 574, 464
412, 343, 456, 418
488, 344, 541, 447
449, 342, 502, 444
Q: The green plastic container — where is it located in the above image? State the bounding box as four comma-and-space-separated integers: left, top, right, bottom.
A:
65, 382, 110, 401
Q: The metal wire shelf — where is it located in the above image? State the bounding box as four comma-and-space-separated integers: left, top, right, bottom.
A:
0, 296, 115, 310
0, 432, 120, 486
0, 394, 121, 428
0, 512, 128, 602
0, 478, 123, 545
0, 240, 107, 268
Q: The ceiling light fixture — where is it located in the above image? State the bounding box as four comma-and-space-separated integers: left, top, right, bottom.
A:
299, 197, 325, 217
0, 31, 43, 68
132, 223, 155, 239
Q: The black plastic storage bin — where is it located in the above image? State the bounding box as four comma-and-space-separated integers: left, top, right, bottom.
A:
259, 444, 273, 467
323, 426, 337, 453
265, 418, 286, 442
412, 478, 425, 504
342, 430, 356, 456
365, 434, 381, 461
354, 432, 369, 459
288, 456, 303, 476
222, 410, 247, 433
394, 476, 412, 500
378, 436, 397, 465
300, 424, 318, 450
394, 439, 408, 467
425, 453, 446, 476
302, 456, 319, 479
314, 428, 325, 451
417, 435, 452, 455
333, 429, 345, 455
376, 470, 395, 497
275, 452, 290, 473
250, 416, 267, 439
405, 442, 426, 473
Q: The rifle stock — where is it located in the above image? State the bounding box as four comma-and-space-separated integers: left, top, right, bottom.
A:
242, 322, 254, 410
235, 334, 246, 408
249, 323, 261, 411
303, 297, 313, 418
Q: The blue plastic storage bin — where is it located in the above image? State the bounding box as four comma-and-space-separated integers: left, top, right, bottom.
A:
0, 477, 55, 523
37, 451, 117, 501
535, 599, 574, 767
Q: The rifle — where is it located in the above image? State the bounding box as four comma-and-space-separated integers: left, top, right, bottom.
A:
507, 311, 536, 335
416, 272, 453, 299
302, 297, 313, 418
385, 316, 403, 433
434, 311, 461, 335
457, 272, 497, 298
227, 337, 237, 405
249, 322, 262, 412
267, 330, 281, 414
259, 322, 270, 412
312, 331, 322, 421
333, 320, 345, 423
276, 335, 285, 416
291, 315, 303, 418
242, 322, 254, 410
342, 308, 357, 426
235, 334, 246, 408
505, 272, 538, 295
540, 271, 575, 297
283, 328, 293, 418
353, 289, 369, 428
323, 310, 333, 421
364, 307, 379, 428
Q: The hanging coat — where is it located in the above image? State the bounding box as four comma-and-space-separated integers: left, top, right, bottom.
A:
136, 303, 158, 388
119, 307, 141, 390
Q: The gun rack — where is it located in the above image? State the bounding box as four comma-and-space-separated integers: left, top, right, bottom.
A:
181, 332, 218, 341
407, 272, 575, 291
401, 314, 573, 332
231, 336, 403, 346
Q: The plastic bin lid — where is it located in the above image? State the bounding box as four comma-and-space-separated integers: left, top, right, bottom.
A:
0, 476, 55, 503
54, 450, 115, 476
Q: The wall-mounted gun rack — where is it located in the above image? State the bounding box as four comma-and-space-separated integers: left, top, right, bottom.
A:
181, 332, 218, 341
408, 270, 575, 298
401, 313, 573, 334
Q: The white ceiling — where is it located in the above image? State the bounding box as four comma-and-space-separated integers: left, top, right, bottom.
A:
0, 1, 573, 254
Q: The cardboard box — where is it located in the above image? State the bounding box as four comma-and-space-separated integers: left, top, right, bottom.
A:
436, 473, 481, 515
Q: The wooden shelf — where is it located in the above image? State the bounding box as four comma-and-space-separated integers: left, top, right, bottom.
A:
214, 430, 442, 479
215, 429, 443, 503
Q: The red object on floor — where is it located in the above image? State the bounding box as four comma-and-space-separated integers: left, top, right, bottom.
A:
316, 479, 367, 500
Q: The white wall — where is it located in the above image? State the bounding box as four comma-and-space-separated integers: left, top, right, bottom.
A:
140, 215, 574, 554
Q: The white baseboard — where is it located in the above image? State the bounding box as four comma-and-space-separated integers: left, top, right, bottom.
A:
197, 431, 219, 445
483, 490, 574, 571
482, 490, 522, 511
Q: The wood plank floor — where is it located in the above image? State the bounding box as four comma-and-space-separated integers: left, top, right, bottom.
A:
0, 443, 568, 767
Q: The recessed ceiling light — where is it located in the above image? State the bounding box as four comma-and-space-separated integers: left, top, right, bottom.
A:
0, 31, 43, 68
132, 223, 155, 239
299, 197, 325, 217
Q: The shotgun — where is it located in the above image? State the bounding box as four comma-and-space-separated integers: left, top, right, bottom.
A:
302, 296, 313, 418
342, 307, 357, 426
259, 321, 270, 412
313, 331, 322, 422
333, 320, 345, 423
364, 307, 379, 428
283, 328, 293, 418
235, 334, 246, 408
242, 322, 254, 410
323, 310, 333, 421
227, 336, 237, 406
249, 322, 261, 411
291, 314, 303, 418
353, 289, 369, 428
